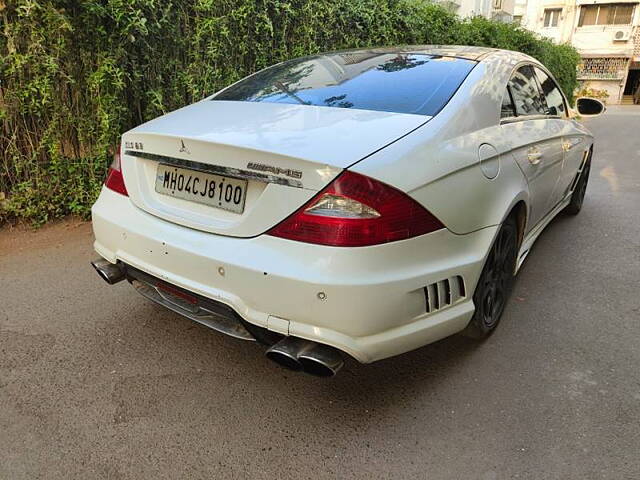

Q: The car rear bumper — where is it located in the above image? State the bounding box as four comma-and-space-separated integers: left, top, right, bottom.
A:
92, 186, 497, 363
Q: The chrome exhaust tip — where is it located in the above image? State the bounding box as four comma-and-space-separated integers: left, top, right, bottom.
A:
265, 337, 307, 372
265, 336, 344, 377
91, 259, 126, 285
298, 343, 344, 377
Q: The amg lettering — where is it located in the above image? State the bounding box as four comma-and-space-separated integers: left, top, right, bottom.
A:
246, 162, 303, 179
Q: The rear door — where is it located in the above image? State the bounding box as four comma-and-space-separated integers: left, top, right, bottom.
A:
500, 64, 565, 229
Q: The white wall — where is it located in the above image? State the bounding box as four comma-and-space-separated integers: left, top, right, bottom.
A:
455, 0, 516, 19
519, 0, 640, 54
578, 79, 625, 102
512, 0, 640, 102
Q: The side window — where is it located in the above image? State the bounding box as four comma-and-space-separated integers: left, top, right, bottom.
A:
508, 65, 547, 116
501, 88, 516, 118
533, 66, 566, 117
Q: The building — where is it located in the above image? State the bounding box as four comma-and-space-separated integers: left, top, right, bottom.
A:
513, 0, 640, 103
437, 0, 640, 103
437, 0, 517, 22
456, 0, 517, 21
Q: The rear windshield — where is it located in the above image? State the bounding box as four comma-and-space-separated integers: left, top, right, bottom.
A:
212, 52, 476, 116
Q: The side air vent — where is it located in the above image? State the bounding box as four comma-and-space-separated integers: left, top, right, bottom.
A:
423, 276, 466, 314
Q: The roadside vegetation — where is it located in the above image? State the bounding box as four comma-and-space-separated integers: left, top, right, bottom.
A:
1, 0, 581, 225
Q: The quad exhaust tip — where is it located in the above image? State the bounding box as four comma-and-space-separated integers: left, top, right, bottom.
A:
92, 258, 343, 376
91, 259, 126, 285
266, 336, 344, 377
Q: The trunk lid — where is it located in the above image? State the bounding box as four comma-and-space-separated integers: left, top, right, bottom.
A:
120, 100, 429, 236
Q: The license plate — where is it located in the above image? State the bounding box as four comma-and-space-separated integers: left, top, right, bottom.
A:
155, 164, 248, 214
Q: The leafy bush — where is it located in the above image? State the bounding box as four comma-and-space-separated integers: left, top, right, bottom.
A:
1, 0, 581, 225
455, 16, 580, 97
575, 85, 610, 103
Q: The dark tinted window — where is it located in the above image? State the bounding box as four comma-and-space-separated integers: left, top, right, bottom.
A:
534, 66, 566, 117
508, 65, 547, 116
501, 88, 516, 118
213, 53, 476, 116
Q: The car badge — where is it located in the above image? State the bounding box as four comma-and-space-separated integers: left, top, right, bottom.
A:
246, 162, 303, 179
179, 139, 190, 154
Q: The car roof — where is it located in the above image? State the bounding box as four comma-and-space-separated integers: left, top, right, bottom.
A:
324, 45, 533, 63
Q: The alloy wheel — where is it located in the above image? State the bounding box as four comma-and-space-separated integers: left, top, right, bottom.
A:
464, 216, 518, 338
478, 225, 516, 328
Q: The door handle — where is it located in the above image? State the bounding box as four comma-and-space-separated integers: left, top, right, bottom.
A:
563, 138, 583, 152
527, 151, 543, 165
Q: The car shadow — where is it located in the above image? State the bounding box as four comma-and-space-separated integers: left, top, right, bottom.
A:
126, 297, 479, 382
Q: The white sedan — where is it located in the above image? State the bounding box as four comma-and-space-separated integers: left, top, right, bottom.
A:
91, 46, 604, 376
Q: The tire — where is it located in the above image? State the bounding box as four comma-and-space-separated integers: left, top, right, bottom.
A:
564, 150, 592, 215
463, 215, 518, 339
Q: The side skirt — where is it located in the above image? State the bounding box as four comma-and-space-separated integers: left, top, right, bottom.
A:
515, 150, 590, 272
515, 195, 571, 272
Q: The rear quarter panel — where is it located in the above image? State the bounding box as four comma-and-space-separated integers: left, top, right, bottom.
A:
351, 55, 531, 234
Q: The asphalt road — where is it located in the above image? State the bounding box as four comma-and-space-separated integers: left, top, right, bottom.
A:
1, 107, 639, 479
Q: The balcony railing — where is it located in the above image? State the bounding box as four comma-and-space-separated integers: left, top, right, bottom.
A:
577, 56, 629, 80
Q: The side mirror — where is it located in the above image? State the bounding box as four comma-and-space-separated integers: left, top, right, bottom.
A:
575, 97, 606, 117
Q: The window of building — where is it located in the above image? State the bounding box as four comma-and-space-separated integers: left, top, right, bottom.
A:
578, 3, 636, 26
578, 57, 629, 80
512, 15, 523, 25
543, 9, 562, 27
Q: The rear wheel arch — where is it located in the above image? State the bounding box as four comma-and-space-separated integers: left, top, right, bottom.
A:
496, 198, 528, 250
463, 214, 519, 338
466, 198, 526, 302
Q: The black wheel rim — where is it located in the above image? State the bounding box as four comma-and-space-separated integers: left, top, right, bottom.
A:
478, 225, 516, 329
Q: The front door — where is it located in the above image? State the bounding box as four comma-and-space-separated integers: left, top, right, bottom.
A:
500, 65, 565, 229
532, 66, 581, 206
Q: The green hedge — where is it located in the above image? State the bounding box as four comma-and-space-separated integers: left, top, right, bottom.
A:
0, 0, 581, 224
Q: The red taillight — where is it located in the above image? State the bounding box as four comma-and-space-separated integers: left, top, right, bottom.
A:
104, 144, 128, 196
267, 171, 445, 247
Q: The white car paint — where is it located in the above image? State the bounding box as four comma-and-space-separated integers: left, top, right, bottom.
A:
91, 46, 596, 365
121, 102, 430, 236
93, 187, 497, 362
